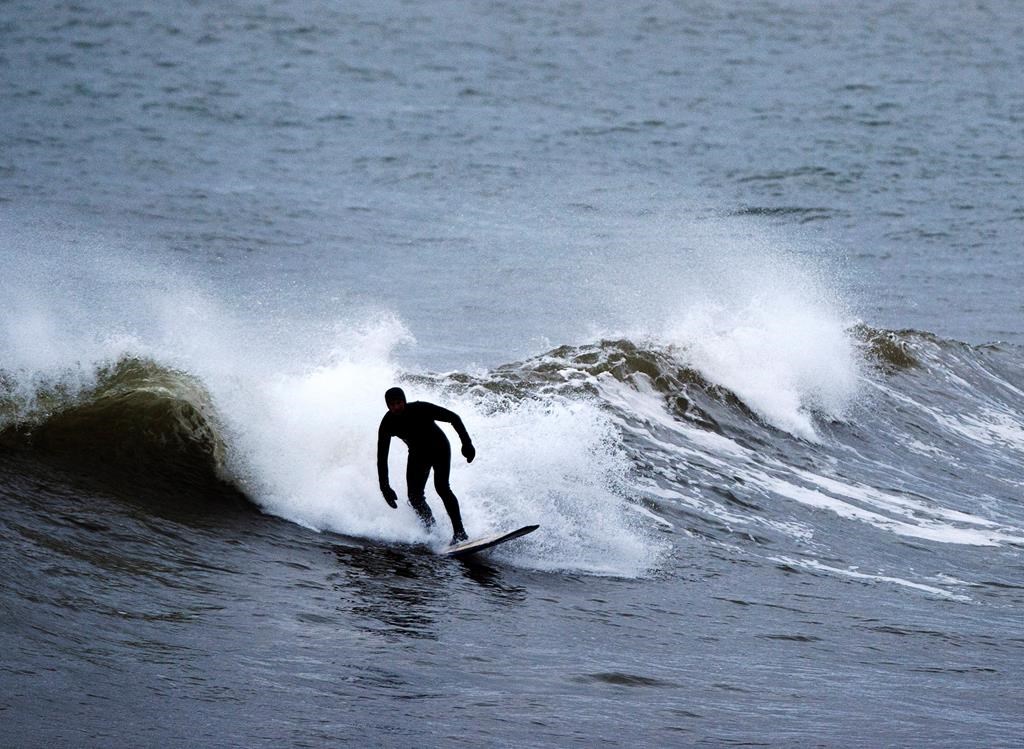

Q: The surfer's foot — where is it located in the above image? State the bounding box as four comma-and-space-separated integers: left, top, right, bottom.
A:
451, 530, 468, 545
411, 502, 435, 529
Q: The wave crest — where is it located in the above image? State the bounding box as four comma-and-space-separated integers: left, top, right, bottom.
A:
1, 357, 228, 489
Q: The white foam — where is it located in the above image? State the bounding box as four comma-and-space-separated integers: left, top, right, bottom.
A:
212, 317, 417, 538
790, 468, 1002, 529
772, 556, 972, 602
667, 274, 860, 442
760, 475, 1021, 546
562, 218, 863, 442
935, 406, 1024, 451
129, 304, 663, 576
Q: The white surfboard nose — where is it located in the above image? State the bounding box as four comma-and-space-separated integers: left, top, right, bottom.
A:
442, 524, 540, 558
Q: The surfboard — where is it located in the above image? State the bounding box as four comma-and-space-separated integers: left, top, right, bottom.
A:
441, 524, 539, 559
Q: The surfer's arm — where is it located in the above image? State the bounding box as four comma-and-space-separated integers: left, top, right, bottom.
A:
430, 404, 476, 463
376, 420, 398, 507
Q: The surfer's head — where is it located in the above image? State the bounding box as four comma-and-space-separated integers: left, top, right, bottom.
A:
384, 387, 407, 413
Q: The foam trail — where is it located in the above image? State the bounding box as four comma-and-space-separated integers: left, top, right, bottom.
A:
771, 557, 972, 602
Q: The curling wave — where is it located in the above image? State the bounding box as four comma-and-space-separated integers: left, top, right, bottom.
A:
1, 357, 228, 490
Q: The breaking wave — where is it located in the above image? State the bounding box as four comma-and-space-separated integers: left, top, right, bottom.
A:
3, 324, 1022, 584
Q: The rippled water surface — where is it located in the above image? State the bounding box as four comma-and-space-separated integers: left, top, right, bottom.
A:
3, 1, 1023, 746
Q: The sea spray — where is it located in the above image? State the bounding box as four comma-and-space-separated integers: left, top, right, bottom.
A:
215, 331, 663, 575
663, 239, 862, 441
561, 214, 863, 441
450, 392, 661, 575
1, 243, 667, 575
211, 315, 417, 538
666, 294, 860, 440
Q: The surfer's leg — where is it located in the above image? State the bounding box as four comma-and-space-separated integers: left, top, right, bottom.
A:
405, 453, 435, 529
431, 447, 467, 543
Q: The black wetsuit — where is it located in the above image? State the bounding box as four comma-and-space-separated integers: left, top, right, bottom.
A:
377, 401, 472, 538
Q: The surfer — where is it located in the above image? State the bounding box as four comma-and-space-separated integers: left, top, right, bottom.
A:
376, 387, 475, 545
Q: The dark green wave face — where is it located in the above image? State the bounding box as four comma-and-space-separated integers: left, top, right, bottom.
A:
1, 357, 228, 493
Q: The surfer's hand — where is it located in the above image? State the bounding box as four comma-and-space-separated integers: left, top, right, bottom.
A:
462, 443, 476, 463
381, 486, 398, 508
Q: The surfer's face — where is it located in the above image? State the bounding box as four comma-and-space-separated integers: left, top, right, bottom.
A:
388, 399, 406, 414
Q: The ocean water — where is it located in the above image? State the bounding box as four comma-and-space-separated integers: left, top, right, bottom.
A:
2, 1, 1023, 746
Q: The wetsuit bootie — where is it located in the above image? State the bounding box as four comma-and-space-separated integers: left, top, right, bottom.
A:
410, 499, 436, 530
451, 530, 468, 545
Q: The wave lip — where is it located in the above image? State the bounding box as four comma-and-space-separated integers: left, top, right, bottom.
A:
1, 357, 229, 491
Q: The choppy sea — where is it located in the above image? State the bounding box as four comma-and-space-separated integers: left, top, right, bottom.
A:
2, 1, 1023, 746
